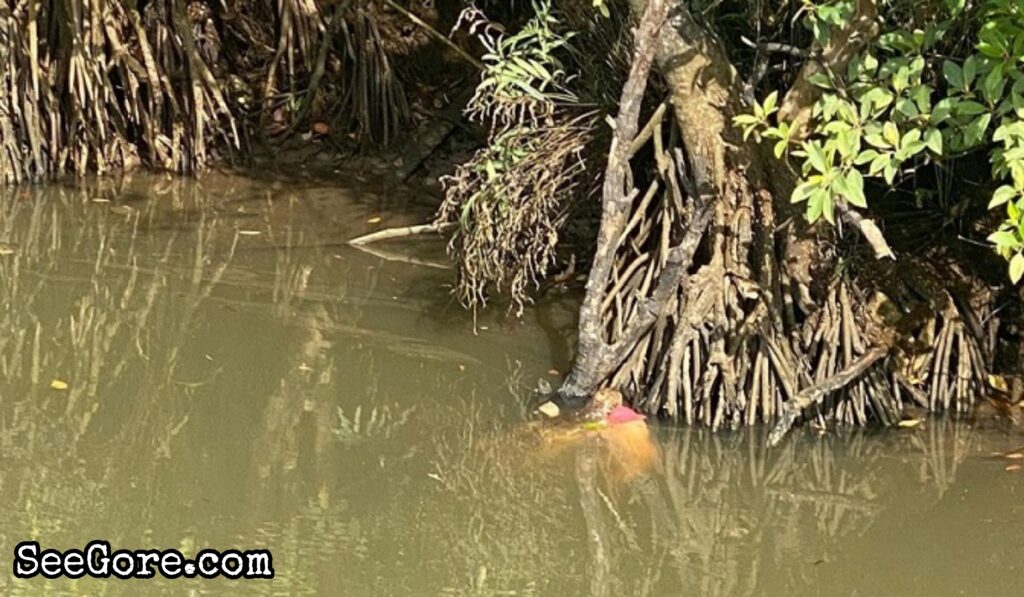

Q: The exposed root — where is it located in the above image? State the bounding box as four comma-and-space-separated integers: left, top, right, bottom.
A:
556, 98, 996, 438
0, 0, 239, 182
768, 346, 889, 446
0, 1, 428, 182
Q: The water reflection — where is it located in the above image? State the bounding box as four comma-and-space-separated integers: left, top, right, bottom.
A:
0, 174, 1020, 596
430, 420, 1013, 596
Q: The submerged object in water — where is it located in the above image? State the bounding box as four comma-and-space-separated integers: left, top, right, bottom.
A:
606, 404, 645, 424
579, 388, 647, 429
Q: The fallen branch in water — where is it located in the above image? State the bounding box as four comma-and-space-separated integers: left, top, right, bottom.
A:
348, 222, 456, 246
767, 345, 890, 446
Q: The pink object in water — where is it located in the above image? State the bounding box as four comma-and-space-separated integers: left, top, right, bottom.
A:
606, 405, 646, 424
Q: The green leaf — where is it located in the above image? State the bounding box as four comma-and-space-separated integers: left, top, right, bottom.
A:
964, 113, 992, 146
843, 170, 867, 208
912, 85, 933, 114
822, 191, 836, 224
990, 185, 1018, 209
883, 122, 900, 146
774, 140, 788, 159
865, 132, 891, 149
805, 142, 829, 174
861, 87, 894, 112
806, 189, 827, 223
808, 72, 833, 89
791, 180, 819, 203
1011, 253, 1024, 283
943, 60, 964, 89
855, 149, 880, 165
963, 56, 977, 87
900, 129, 922, 149
869, 153, 890, 175
884, 160, 898, 185
956, 101, 988, 116
931, 98, 955, 124
988, 230, 1020, 248
924, 128, 943, 155
983, 63, 1007, 105
896, 98, 920, 118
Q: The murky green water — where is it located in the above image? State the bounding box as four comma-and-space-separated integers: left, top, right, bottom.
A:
1, 173, 1022, 596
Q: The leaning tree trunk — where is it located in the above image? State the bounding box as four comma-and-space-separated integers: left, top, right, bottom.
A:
559, 0, 996, 441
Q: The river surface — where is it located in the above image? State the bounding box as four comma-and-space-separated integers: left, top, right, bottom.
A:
0, 173, 1022, 596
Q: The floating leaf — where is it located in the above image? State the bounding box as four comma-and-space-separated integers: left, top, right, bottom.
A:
50, 379, 68, 390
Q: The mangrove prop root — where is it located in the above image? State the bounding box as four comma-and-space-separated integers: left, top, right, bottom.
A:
1, 0, 420, 182
554, 0, 1000, 444
767, 346, 889, 447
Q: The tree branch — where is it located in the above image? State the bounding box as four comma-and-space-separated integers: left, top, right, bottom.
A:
740, 36, 811, 59
767, 345, 889, 446
838, 201, 895, 260
559, 0, 668, 401
348, 222, 455, 246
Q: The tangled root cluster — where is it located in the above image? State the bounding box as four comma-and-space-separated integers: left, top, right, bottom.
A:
0, 0, 434, 183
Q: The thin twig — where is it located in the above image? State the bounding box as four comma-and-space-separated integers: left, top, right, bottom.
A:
382, 0, 485, 70
837, 201, 895, 260
740, 36, 810, 58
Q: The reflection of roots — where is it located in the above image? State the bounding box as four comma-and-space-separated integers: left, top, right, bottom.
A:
428, 420, 975, 594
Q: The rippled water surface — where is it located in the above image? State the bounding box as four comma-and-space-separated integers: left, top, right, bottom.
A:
0, 173, 1022, 596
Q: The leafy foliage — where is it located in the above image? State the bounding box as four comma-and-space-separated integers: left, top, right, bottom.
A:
438, 0, 601, 312
736, 0, 1024, 282
471, 0, 578, 124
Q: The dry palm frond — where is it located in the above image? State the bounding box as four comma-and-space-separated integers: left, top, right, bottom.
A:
439, 115, 596, 313
437, 0, 634, 312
